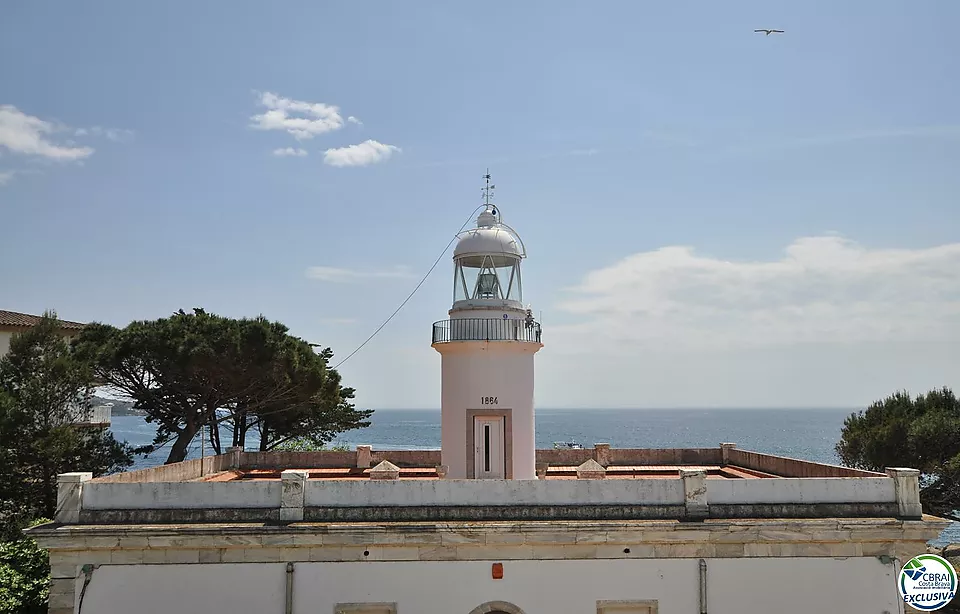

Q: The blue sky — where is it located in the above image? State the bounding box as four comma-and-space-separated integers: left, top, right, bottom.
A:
2, 1, 958, 409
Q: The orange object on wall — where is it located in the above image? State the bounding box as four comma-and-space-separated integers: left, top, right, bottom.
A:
492, 562, 503, 579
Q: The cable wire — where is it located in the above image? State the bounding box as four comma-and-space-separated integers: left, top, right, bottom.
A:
331, 205, 485, 370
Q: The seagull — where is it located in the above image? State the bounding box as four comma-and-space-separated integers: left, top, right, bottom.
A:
754, 29, 784, 35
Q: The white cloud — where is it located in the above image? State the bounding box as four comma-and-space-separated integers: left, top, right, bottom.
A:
553, 235, 960, 354
323, 139, 400, 167
306, 265, 415, 283
0, 105, 94, 160
250, 91, 344, 140
272, 147, 308, 157
347, 116, 362, 126
103, 128, 135, 143
0, 170, 17, 185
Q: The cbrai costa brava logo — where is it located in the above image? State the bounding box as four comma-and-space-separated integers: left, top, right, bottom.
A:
899, 554, 957, 611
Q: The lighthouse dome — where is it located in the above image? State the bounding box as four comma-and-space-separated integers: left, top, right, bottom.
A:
453, 207, 525, 267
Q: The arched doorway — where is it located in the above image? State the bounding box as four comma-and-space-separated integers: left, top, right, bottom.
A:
467, 601, 526, 614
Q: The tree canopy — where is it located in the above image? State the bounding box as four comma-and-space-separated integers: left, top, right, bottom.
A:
836, 386, 960, 520
0, 313, 133, 540
74, 308, 372, 464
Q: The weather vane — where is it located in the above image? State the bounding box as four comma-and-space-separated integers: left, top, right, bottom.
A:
482, 169, 495, 206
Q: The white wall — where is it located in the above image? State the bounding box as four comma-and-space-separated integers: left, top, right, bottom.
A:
707, 476, 896, 504
0, 329, 79, 359
0, 331, 12, 358
75, 557, 903, 614
305, 478, 685, 507
437, 341, 541, 480
82, 482, 282, 509
77, 476, 897, 510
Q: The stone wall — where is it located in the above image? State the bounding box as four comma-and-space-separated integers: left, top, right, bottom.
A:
91, 451, 237, 483
728, 448, 883, 478
109, 444, 879, 477
32, 516, 945, 571
239, 450, 358, 469
233, 445, 724, 471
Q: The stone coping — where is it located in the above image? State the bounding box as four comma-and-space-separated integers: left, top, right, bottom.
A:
28, 515, 951, 543
28, 517, 949, 567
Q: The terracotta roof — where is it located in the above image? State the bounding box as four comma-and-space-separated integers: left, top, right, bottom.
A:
0, 309, 87, 330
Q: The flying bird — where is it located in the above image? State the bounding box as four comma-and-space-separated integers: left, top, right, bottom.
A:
754, 29, 784, 35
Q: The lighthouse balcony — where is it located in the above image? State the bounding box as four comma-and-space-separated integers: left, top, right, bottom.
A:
432, 318, 542, 344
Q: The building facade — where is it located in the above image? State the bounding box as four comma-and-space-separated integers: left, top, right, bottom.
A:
24, 189, 952, 613
0, 309, 110, 426
27, 444, 949, 613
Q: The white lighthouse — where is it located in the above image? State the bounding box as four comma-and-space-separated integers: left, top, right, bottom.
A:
432, 175, 543, 480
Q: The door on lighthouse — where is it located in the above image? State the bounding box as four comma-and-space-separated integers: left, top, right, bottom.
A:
474, 416, 505, 479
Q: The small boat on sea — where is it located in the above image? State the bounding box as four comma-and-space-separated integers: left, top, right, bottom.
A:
552, 440, 583, 450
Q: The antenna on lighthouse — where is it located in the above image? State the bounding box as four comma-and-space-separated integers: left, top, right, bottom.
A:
482, 169, 496, 213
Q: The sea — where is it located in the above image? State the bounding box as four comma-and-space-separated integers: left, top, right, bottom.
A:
108, 407, 958, 546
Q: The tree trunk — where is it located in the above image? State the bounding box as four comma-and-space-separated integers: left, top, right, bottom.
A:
238, 417, 247, 448
239, 415, 249, 449
259, 423, 270, 451
165, 424, 199, 464
209, 415, 221, 454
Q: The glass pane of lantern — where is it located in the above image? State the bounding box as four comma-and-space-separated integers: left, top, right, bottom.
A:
476, 272, 500, 298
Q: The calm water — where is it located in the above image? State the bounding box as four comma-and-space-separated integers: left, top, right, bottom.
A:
108, 407, 957, 545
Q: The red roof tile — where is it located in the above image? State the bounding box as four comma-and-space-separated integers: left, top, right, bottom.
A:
0, 309, 87, 330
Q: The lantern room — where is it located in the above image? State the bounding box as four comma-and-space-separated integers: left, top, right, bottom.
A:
451, 205, 526, 310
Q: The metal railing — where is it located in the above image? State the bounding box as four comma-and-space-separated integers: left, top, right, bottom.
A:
432, 318, 542, 344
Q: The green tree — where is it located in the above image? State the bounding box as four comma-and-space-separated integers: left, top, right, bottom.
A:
75, 309, 371, 464
836, 387, 960, 520
0, 313, 133, 538
273, 438, 351, 452
0, 519, 50, 614
251, 345, 367, 451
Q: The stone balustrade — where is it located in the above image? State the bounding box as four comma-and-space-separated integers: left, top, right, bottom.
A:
59, 443, 922, 525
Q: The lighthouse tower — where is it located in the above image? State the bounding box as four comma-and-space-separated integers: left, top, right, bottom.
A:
432, 175, 543, 480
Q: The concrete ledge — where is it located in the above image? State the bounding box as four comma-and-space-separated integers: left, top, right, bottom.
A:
708, 503, 901, 519
26, 517, 949, 567
303, 505, 689, 522
71, 502, 908, 524
78, 508, 280, 524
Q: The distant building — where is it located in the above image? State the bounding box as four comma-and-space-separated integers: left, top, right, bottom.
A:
24, 184, 950, 614
0, 309, 110, 426
0, 309, 87, 358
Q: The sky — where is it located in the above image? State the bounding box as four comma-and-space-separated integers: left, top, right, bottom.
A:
1, 1, 959, 410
